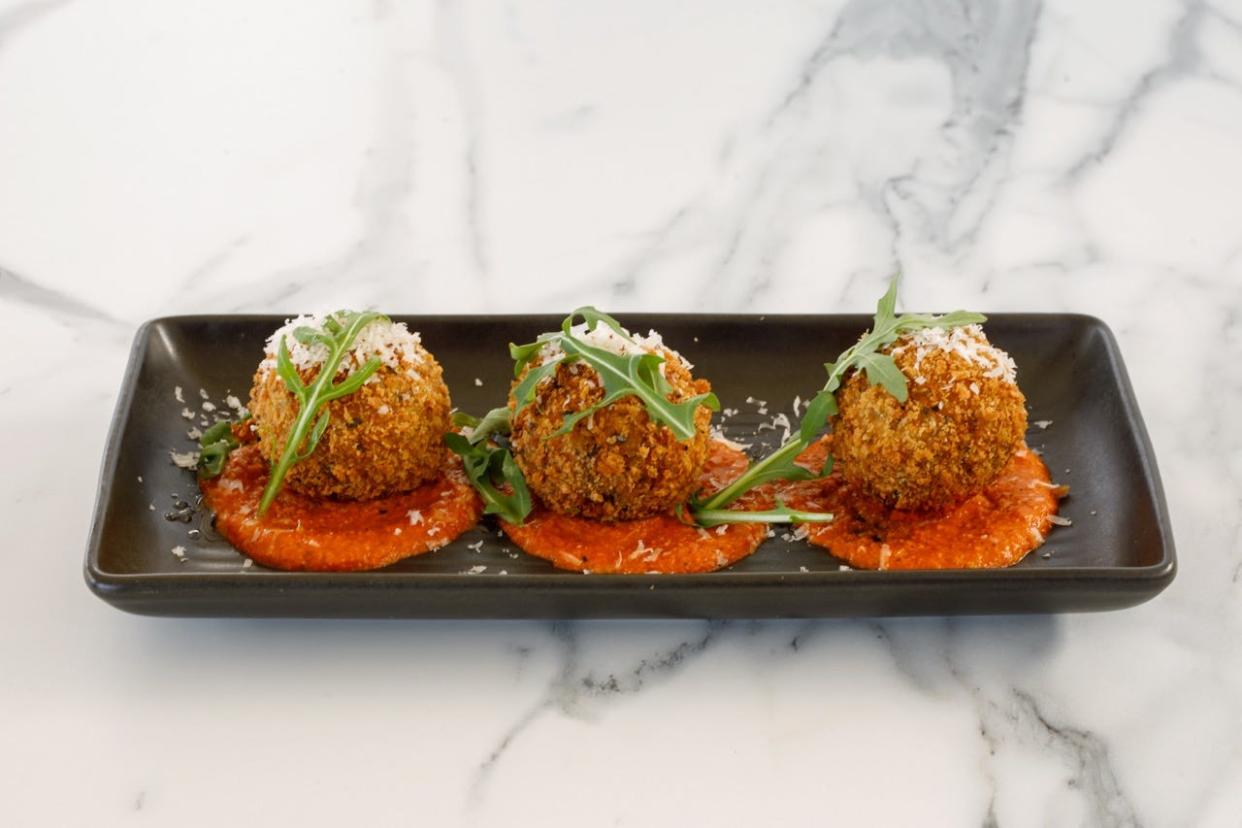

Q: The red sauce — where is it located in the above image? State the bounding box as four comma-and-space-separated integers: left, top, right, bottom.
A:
780, 438, 1062, 569
501, 441, 770, 574
200, 443, 482, 571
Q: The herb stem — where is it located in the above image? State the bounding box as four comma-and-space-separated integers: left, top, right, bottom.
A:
698, 436, 806, 512
690, 505, 834, 527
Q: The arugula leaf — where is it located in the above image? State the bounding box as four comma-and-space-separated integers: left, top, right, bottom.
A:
259, 310, 386, 515
197, 417, 246, 478
444, 432, 532, 524
555, 336, 718, 440
856, 351, 908, 402
508, 307, 719, 442
511, 358, 562, 414
461, 406, 513, 445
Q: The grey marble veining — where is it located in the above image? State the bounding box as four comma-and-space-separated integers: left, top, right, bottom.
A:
1, 0, 1239, 825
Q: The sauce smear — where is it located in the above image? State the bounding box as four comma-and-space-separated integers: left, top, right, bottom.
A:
502, 441, 769, 574
200, 443, 482, 571
781, 438, 1061, 569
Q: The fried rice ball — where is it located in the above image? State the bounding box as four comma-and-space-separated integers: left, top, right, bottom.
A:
248, 317, 451, 501
509, 349, 713, 521
831, 324, 1027, 511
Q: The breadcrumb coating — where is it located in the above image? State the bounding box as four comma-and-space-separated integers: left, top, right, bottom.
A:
831, 327, 1027, 511
248, 348, 451, 500
509, 354, 713, 521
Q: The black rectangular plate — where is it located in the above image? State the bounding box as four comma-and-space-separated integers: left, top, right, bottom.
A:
85, 314, 1175, 618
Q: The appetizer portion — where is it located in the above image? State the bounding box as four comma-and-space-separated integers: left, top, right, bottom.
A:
831, 324, 1026, 510
778, 281, 1064, 569
450, 308, 830, 574
510, 323, 712, 520
197, 311, 481, 571
249, 313, 452, 500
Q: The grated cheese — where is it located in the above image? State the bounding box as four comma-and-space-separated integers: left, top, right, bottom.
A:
891, 324, 1017, 384
169, 450, 199, 469
1033, 420, 1053, 430
538, 322, 691, 377
258, 313, 425, 380
407, 509, 423, 525
174, 386, 184, 403
465, 565, 487, 575
1048, 515, 1073, 527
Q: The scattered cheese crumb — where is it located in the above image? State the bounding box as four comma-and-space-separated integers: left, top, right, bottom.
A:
180, 408, 195, 420
799, 566, 810, 573
467, 540, 485, 552
394, 527, 402, 535
171, 545, 187, 562
377, 404, 390, 415
242, 559, 253, 569
1033, 420, 1053, 430
148, 503, 155, 511
137, 475, 143, 483
225, 395, 244, 412
628, 539, 661, 563
201, 401, 217, 412
498, 570, 508, 576
174, 386, 184, 403
407, 510, 423, 525
186, 427, 202, 440
169, 450, 199, 469
1048, 515, 1073, 527
474, 378, 483, 386
199, 388, 209, 400
465, 565, 487, 575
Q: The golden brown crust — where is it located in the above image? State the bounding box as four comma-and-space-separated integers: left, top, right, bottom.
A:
248, 350, 451, 500
509, 351, 712, 521
830, 331, 1027, 511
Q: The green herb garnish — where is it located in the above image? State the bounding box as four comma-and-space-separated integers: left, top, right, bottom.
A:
509, 307, 720, 441
680, 501, 835, 529
197, 416, 247, 478
258, 310, 387, 515
692, 276, 984, 515
445, 406, 532, 524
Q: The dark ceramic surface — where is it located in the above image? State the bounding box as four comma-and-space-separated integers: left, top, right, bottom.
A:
84, 314, 1175, 617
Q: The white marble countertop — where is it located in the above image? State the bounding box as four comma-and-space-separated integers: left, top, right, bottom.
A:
2, 0, 1239, 825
